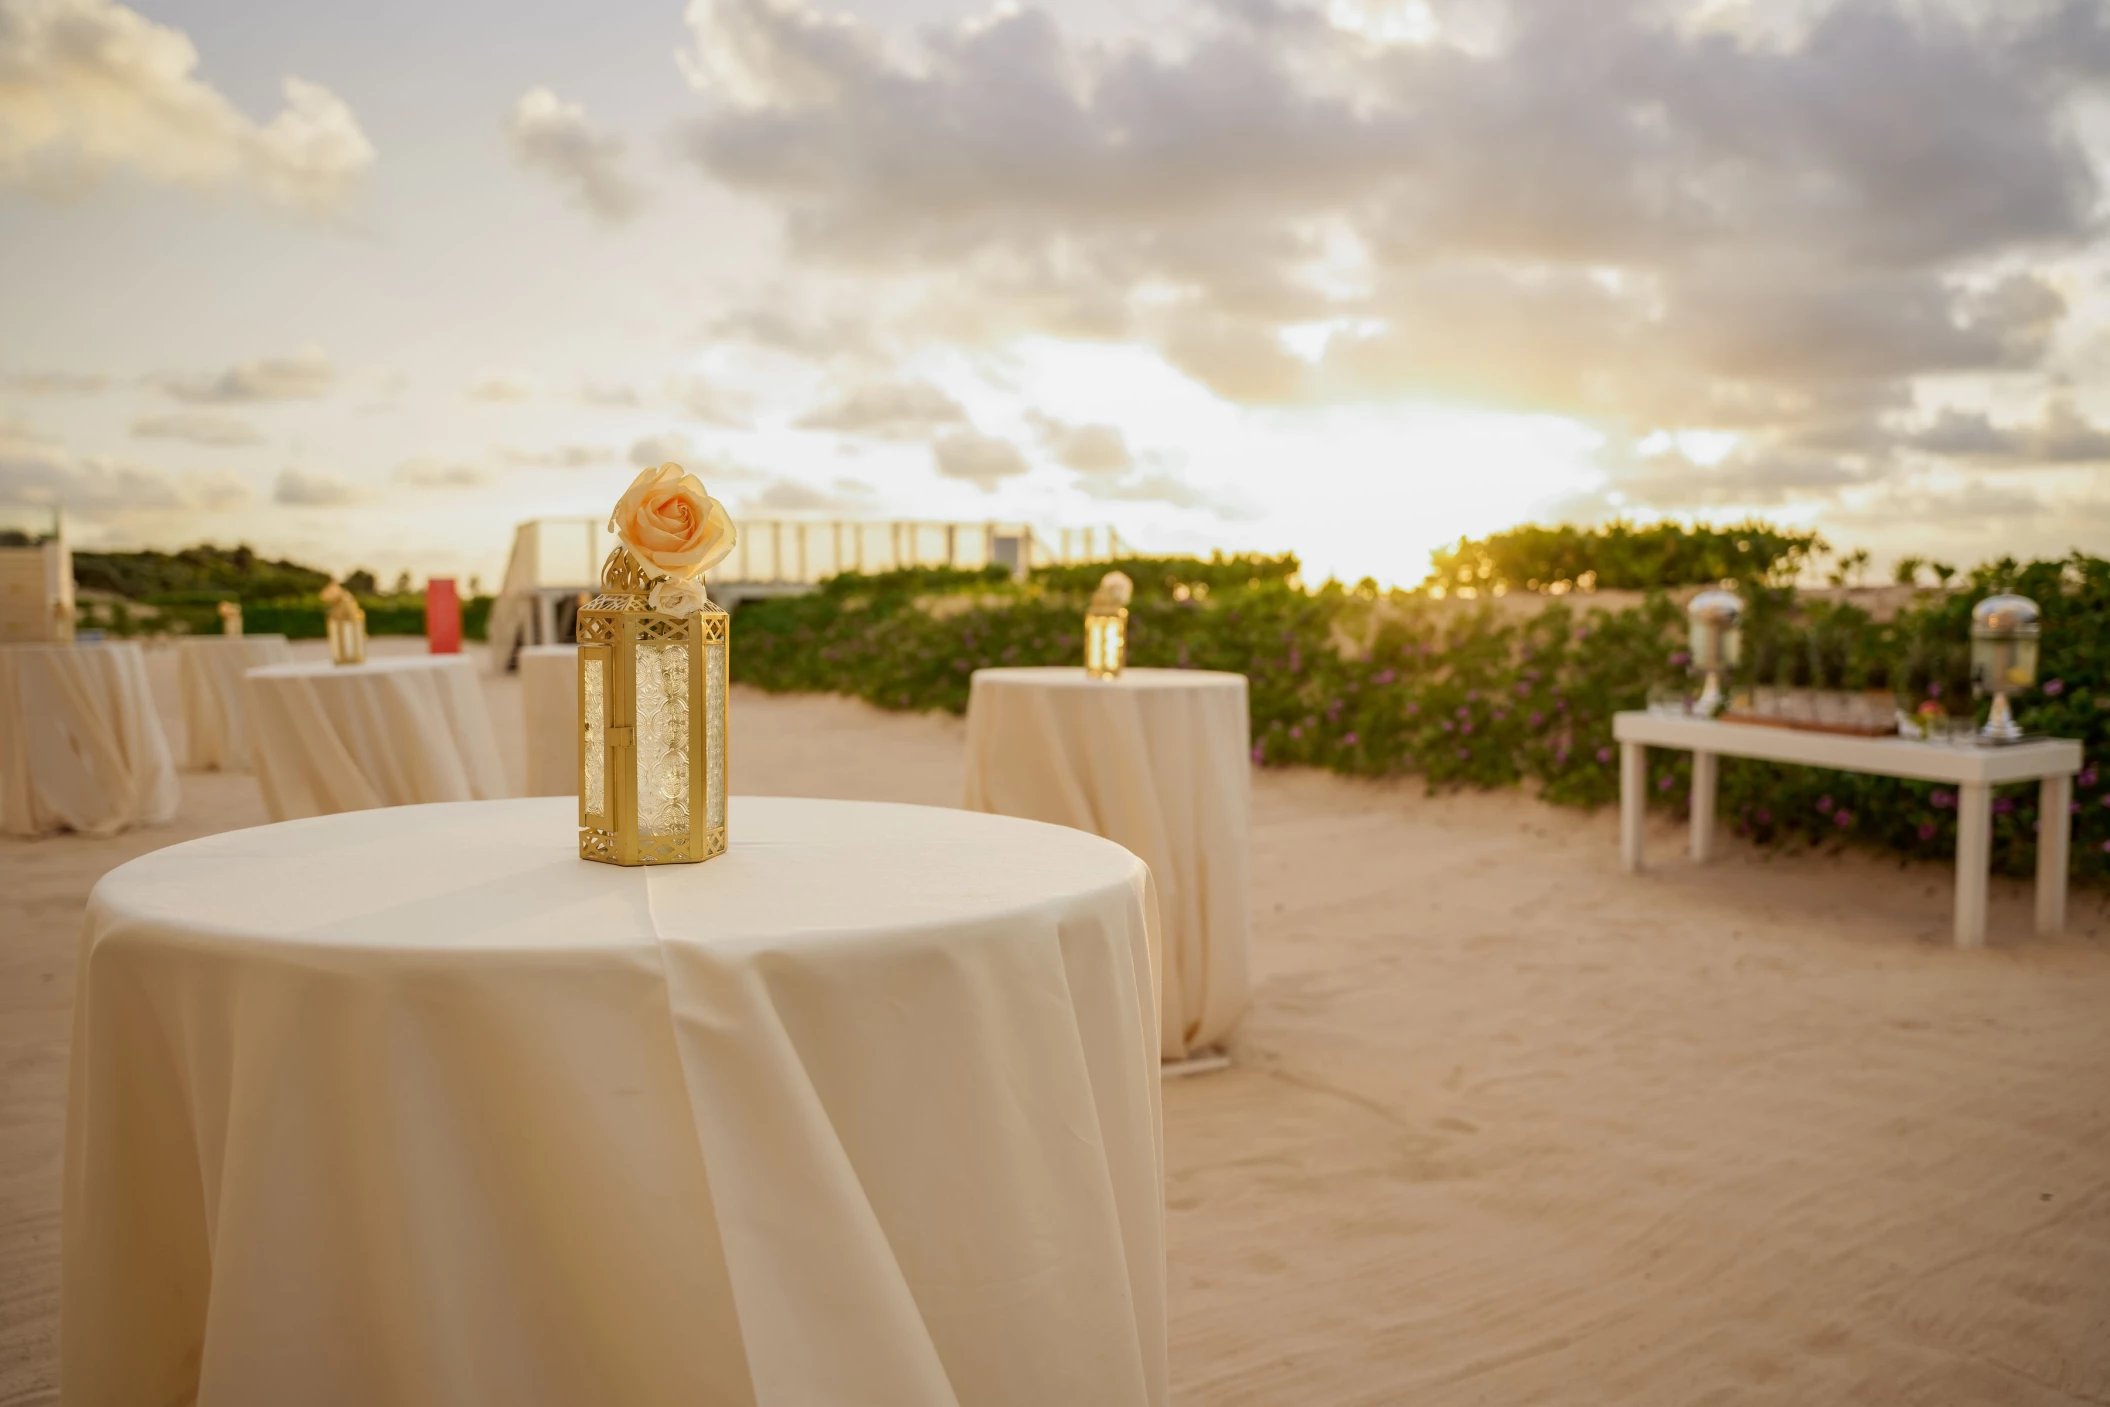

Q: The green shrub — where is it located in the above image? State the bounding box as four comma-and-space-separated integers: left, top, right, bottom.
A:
733, 551, 2109, 884
1426, 519, 1825, 593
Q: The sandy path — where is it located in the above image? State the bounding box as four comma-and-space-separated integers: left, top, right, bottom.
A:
3, 659, 2106, 1404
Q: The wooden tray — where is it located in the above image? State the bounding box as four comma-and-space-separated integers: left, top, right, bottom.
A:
1718, 712, 1894, 738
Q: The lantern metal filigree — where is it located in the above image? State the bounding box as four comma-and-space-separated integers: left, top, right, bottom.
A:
1084, 570, 1133, 680
1971, 592, 2040, 743
575, 546, 728, 866
321, 583, 366, 666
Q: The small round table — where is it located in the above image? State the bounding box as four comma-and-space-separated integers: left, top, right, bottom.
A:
963, 666, 1252, 1060
243, 654, 509, 821
0, 640, 177, 836
66, 796, 1166, 1407
176, 633, 292, 770
517, 642, 578, 797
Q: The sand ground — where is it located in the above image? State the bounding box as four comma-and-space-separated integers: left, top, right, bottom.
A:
4, 638, 2108, 1405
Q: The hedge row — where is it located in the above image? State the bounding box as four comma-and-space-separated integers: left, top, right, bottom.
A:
731, 551, 2109, 884
76, 594, 493, 641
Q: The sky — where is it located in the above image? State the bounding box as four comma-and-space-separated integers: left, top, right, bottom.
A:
2, 0, 2109, 590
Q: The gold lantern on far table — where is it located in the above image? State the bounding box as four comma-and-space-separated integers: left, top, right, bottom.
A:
1084, 570, 1133, 679
1970, 592, 2040, 743
320, 583, 365, 665
217, 598, 244, 637
576, 463, 736, 867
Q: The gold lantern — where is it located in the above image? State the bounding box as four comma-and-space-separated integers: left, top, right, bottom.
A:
1686, 588, 1742, 715
575, 463, 736, 867
217, 598, 244, 637
1084, 570, 1133, 680
1970, 593, 2039, 742
320, 583, 366, 665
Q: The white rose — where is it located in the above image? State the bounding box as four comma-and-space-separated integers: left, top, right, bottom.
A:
648, 574, 713, 618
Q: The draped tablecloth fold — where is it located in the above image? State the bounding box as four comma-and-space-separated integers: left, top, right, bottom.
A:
0, 641, 178, 837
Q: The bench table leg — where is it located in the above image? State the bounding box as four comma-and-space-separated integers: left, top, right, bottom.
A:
2037, 773, 2072, 936
1620, 741, 1646, 873
1954, 781, 1991, 948
1689, 750, 1717, 862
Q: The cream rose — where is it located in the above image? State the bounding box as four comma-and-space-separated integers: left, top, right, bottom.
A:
647, 574, 712, 618
609, 463, 736, 579
1091, 570, 1134, 609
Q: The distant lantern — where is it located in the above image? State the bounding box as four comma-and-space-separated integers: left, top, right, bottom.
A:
320, 582, 366, 666
217, 599, 244, 637
1084, 570, 1133, 679
1686, 588, 1742, 715
575, 546, 729, 866
1970, 593, 2040, 742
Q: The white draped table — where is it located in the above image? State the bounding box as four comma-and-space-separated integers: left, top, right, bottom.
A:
0, 641, 177, 837
243, 654, 509, 821
176, 633, 292, 771
65, 795, 1166, 1407
964, 666, 1251, 1061
518, 642, 578, 797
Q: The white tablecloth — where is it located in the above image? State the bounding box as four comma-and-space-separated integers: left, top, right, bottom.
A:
0, 641, 177, 837
964, 666, 1251, 1060
519, 643, 578, 797
65, 796, 1166, 1407
176, 634, 292, 771
243, 655, 509, 821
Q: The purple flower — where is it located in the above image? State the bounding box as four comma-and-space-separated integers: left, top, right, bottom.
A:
1251, 744, 1265, 763
1994, 796, 2016, 815
2081, 768, 2098, 788
1462, 722, 1475, 735
1816, 796, 1834, 814
1657, 775, 1673, 792
1441, 719, 1455, 732
1515, 682, 1531, 697
1596, 746, 1613, 764
1529, 711, 1545, 726
1834, 810, 1853, 828
1458, 746, 1472, 760
1557, 698, 1568, 712
1406, 702, 1420, 716
1928, 683, 1943, 699
1288, 647, 1303, 674
2045, 679, 2065, 696
1756, 807, 1771, 824
1917, 821, 1937, 841
1931, 789, 1955, 809
2102, 840, 2110, 855
1289, 725, 1303, 739
1342, 732, 1360, 746
1468, 689, 1480, 702
1374, 669, 1396, 685
2101, 794, 2110, 808
1457, 705, 1471, 718
1669, 651, 1691, 667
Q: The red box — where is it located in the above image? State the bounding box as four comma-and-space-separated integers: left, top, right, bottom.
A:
425, 577, 462, 654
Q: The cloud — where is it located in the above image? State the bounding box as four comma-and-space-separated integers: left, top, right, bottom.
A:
0, 420, 248, 516
579, 380, 641, 407
466, 371, 536, 403
395, 457, 490, 489
273, 466, 359, 505
498, 443, 614, 468
130, 410, 262, 446
3, 370, 107, 394
795, 379, 966, 438
0, 0, 373, 213
670, 374, 749, 426
1027, 412, 1133, 474
160, 347, 333, 403
506, 87, 645, 224
1907, 397, 2110, 463
628, 431, 694, 466
676, 0, 2110, 516
930, 428, 1028, 491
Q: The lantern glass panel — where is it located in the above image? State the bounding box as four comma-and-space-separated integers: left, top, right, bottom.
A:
1085, 608, 1127, 678
635, 640, 691, 837
582, 654, 607, 817
704, 637, 727, 830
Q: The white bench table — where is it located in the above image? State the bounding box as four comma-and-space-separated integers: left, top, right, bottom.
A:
1612, 711, 2082, 948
